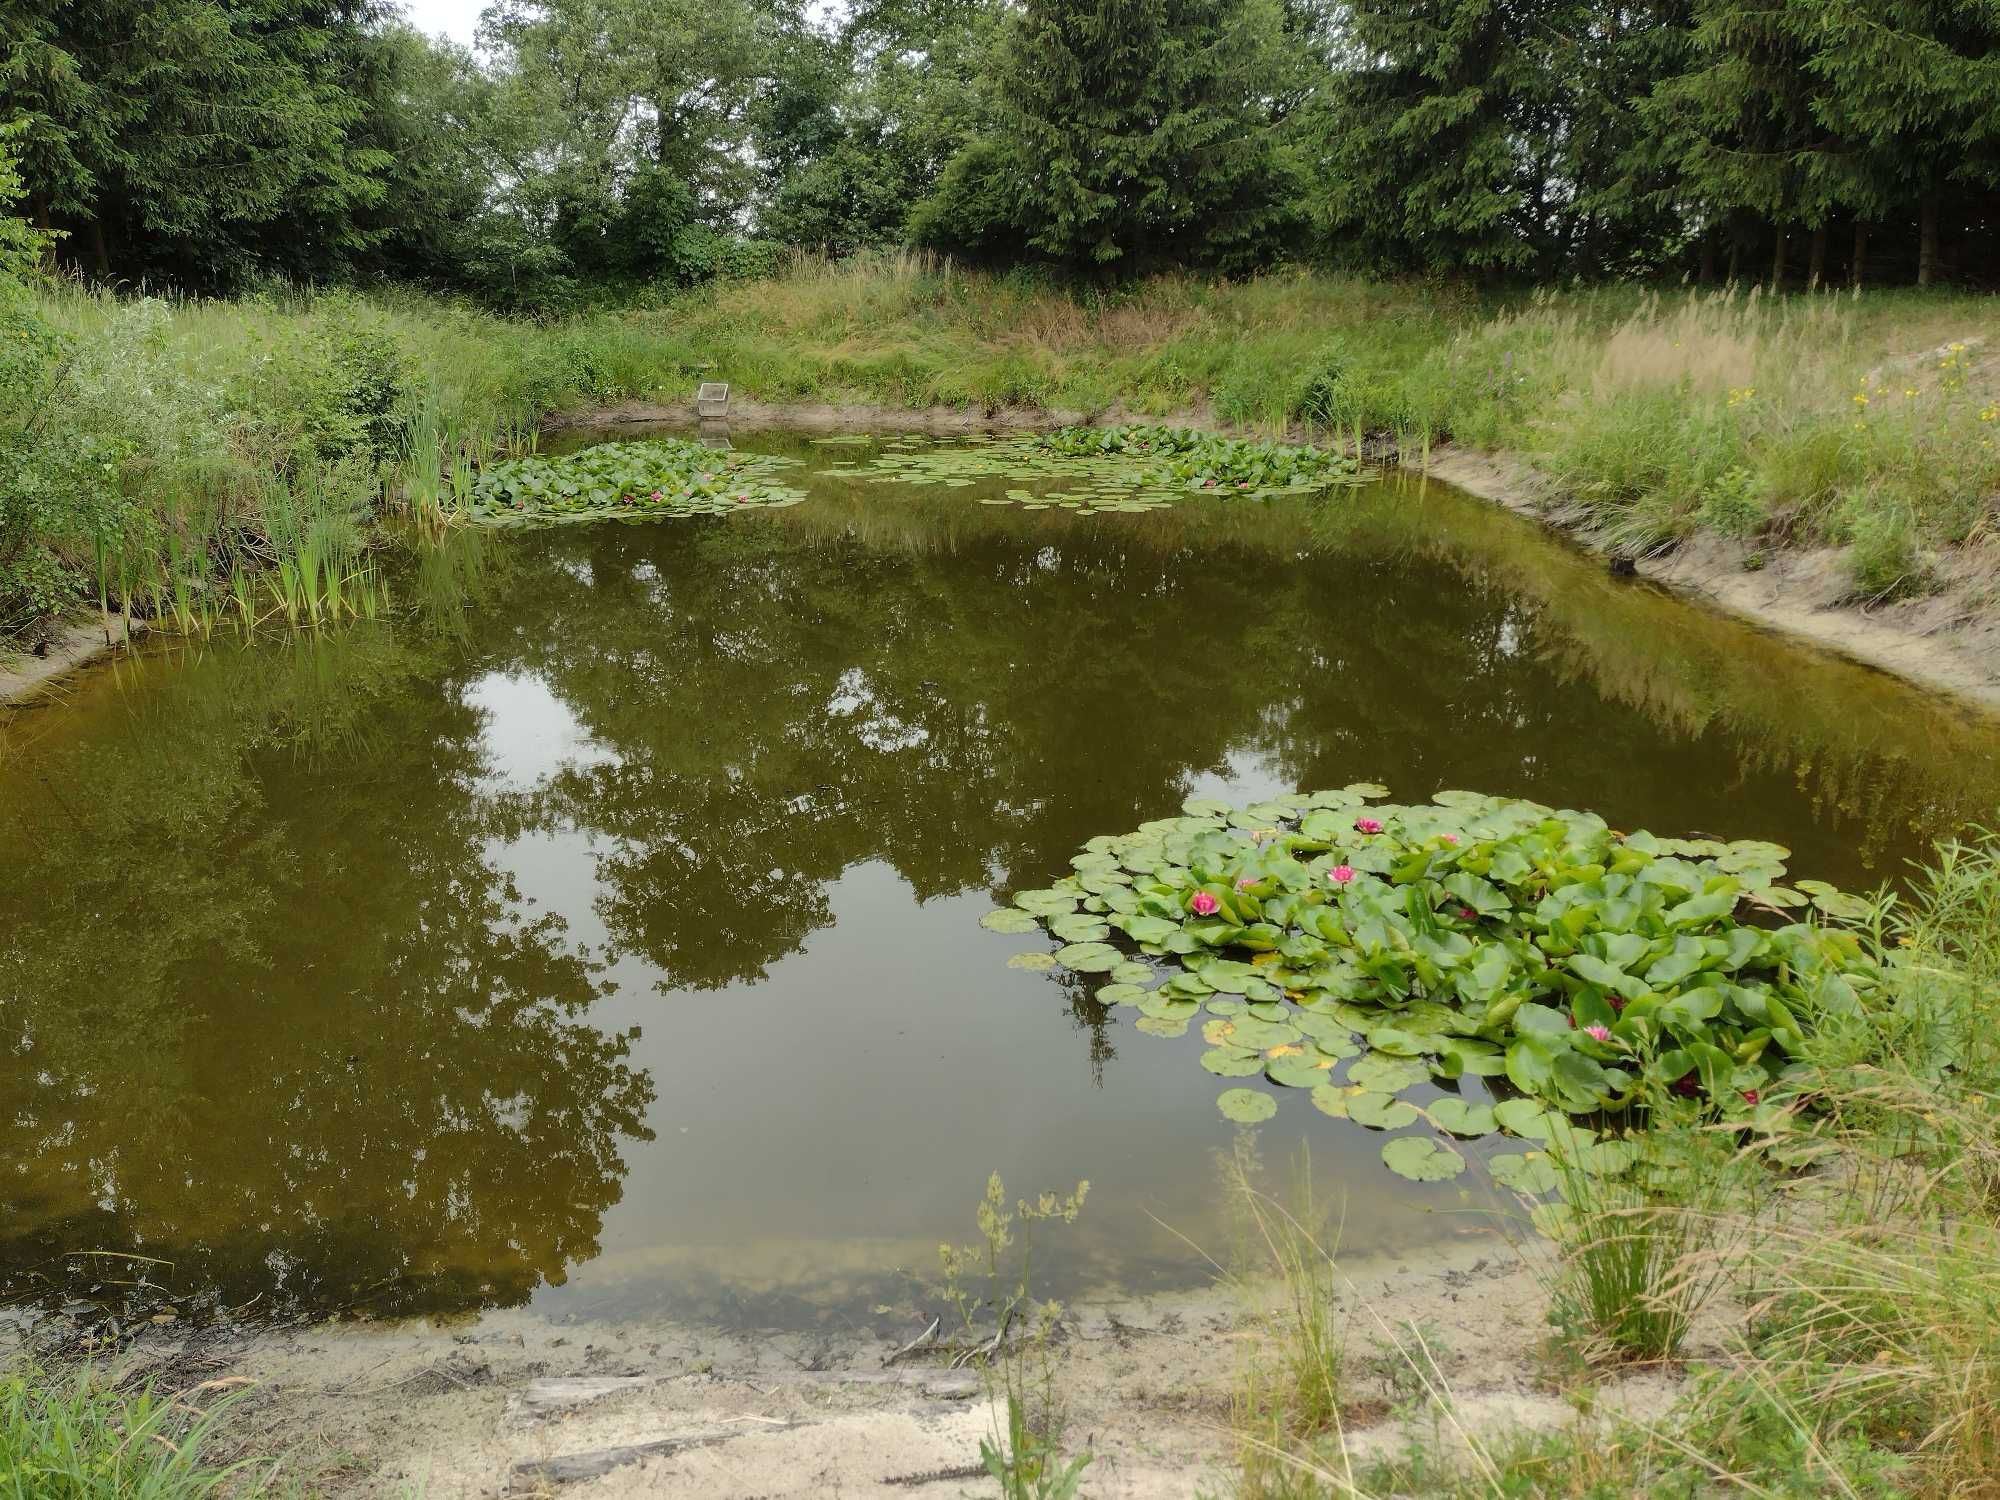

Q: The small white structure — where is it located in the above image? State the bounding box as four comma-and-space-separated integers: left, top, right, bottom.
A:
696, 381, 730, 419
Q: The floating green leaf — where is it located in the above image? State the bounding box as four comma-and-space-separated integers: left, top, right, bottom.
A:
1489, 1152, 1561, 1195
1218, 1088, 1278, 1123
1267, 1053, 1343, 1088
1426, 1098, 1498, 1137
1049, 914, 1111, 943
1007, 952, 1056, 972
1382, 1136, 1467, 1181
1202, 1048, 1265, 1076
1348, 1092, 1420, 1130
980, 909, 1039, 934
1055, 942, 1122, 973
1348, 1053, 1430, 1094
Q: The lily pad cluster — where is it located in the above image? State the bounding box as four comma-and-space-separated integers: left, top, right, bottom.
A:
820, 426, 1363, 511
1036, 425, 1361, 493
981, 788, 1882, 1185
467, 440, 807, 525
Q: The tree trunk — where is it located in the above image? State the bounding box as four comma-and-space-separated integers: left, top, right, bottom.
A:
1850, 222, 1868, 290
88, 219, 110, 277
1918, 194, 1940, 285
1770, 227, 1786, 292
1807, 224, 1827, 291
1726, 238, 1741, 284
1699, 237, 1717, 284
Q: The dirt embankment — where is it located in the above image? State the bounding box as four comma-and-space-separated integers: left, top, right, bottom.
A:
1421, 447, 2000, 713
0, 616, 140, 710
81, 1235, 1682, 1499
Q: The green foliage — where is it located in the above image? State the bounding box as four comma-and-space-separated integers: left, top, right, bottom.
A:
468, 440, 808, 523
1001, 787, 1882, 1171
0, 1361, 263, 1498
1034, 426, 1356, 490
913, 0, 1301, 271
939, 1174, 1092, 1500
822, 426, 1362, 511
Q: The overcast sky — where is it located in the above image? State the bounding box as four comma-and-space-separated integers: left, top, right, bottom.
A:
394, 0, 486, 48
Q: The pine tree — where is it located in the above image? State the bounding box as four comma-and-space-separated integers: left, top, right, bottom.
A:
912, 0, 1300, 272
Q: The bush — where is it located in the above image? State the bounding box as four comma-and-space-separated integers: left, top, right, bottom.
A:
1841, 498, 1929, 601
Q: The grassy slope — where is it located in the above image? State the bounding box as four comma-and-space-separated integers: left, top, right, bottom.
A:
9, 260, 1997, 649
625, 258, 2000, 599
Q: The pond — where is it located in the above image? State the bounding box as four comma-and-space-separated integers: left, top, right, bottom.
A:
6, 427, 2000, 1332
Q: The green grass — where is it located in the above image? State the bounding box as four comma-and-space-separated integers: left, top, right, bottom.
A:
6, 256, 1997, 647
0, 1362, 265, 1498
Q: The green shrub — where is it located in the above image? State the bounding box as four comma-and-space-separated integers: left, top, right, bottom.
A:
1841, 498, 1929, 600
1697, 466, 1769, 538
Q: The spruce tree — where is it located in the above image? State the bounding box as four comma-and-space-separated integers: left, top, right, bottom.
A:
1799, 0, 2000, 284
912, 0, 1299, 272
1304, 0, 1569, 277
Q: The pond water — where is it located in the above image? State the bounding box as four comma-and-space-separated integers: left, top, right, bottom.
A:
6, 428, 2000, 1332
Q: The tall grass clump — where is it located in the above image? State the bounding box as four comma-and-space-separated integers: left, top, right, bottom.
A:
1539, 1112, 1749, 1365
0, 1361, 265, 1498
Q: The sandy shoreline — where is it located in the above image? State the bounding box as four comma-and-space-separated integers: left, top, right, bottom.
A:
26, 1230, 1685, 1498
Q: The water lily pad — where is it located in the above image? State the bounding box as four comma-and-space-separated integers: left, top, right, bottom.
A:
1049, 914, 1111, 943
1492, 1098, 1556, 1140
1347, 1092, 1420, 1130
1202, 1048, 1266, 1077
1366, 1027, 1428, 1057
1094, 983, 1146, 1006
1310, 1084, 1355, 1118
1267, 1053, 1342, 1088
1219, 1017, 1301, 1051
1348, 1054, 1430, 1093
1135, 1015, 1189, 1038
1426, 1098, 1498, 1137
1006, 952, 1056, 972
1014, 888, 1080, 916
1138, 995, 1201, 1021
1382, 1136, 1467, 1181
1488, 1151, 1560, 1194
1217, 1088, 1277, 1124
1291, 1010, 1356, 1046
980, 909, 1040, 934
1055, 942, 1122, 973
1110, 961, 1155, 984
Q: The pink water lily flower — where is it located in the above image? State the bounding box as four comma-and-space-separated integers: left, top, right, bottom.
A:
1190, 891, 1220, 916
1456, 905, 1477, 920
1327, 865, 1356, 885
1584, 1024, 1612, 1043
1441, 833, 1460, 846
1235, 876, 1257, 891
1354, 817, 1384, 834
1742, 1089, 1760, 1106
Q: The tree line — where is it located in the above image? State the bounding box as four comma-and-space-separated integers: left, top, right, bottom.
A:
3, 0, 1996, 303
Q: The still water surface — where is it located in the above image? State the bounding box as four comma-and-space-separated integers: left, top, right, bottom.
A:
5, 431, 1998, 1329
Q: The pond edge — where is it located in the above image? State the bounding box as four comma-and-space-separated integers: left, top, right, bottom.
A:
554, 397, 2000, 716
